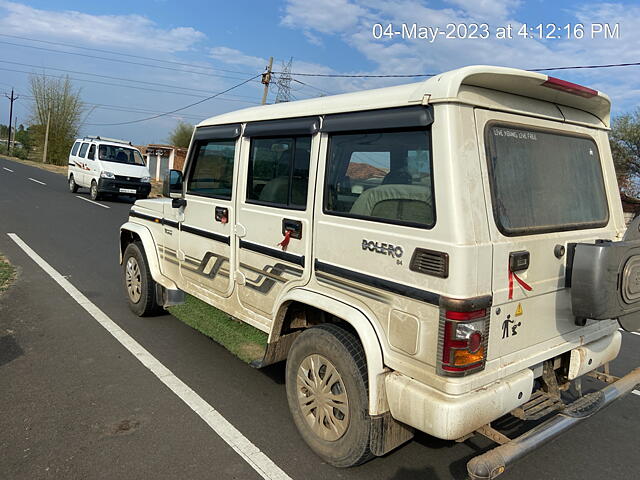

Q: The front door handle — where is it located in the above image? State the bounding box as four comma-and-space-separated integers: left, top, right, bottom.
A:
215, 206, 229, 224
282, 218, 302, 239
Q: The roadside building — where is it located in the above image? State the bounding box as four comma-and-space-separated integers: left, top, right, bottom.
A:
138, 144, 187, 181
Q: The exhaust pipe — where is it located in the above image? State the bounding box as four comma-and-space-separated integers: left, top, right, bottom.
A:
467, 367, 640, 480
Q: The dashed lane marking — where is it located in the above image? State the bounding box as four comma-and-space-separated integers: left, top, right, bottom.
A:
28, 177, 46, 185
7, 233, 292, 480
75, 195, 110, 209
3, 167, 14, 172
633, 390, 640, 396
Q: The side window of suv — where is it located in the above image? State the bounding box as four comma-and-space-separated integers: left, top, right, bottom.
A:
246, 136, 311, 209
88, 144, 96, 160
325, 129, 434, 228
71, 142, 80, 156
187, 139, 236, 199
78, 142, 89, 158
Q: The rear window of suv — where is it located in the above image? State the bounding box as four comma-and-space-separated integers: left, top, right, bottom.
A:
485, 124, 609, 235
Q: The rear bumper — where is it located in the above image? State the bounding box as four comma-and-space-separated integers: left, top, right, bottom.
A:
467, 366, 640, 479
386, 332, 623, 440
98, 178, 151, 196
386, 368, 534, 440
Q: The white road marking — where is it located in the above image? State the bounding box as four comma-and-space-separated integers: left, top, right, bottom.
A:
28, 177, 46, 185
633, 390, 640, 396
7, 233, 291, 480
618, 328, 640, 337
3, 167, 14, 172
75, 195, 110, 209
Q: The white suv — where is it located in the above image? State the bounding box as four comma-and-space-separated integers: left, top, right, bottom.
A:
68, 136, 151, 201
119, 66, 640, 478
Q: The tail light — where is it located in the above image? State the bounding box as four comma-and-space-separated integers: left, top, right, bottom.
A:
438, 306, 490, 376
541, 76, 598, 98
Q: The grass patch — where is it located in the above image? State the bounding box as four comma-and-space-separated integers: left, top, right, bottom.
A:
0, 254, 16, 293
168, 295, 267, 364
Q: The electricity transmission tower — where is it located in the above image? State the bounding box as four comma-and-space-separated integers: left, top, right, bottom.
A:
275, 58, 293, 103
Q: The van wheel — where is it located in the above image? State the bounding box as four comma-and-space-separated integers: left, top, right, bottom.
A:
90, 181, 101, 201
68, 175, 78, 193
286, 323, 374, 467
123, 242, 163, 316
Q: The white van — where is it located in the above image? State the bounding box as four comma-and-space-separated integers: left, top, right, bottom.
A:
118, 66, 640, 478
68, 136, 151, 201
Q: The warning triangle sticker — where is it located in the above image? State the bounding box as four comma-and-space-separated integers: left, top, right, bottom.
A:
515, 303, 523, 316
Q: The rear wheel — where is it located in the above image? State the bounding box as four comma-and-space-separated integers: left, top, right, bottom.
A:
123, 241, 163, 316
286, 323, 374, 467
68, 175, 78, 193
90, 181, 101, 201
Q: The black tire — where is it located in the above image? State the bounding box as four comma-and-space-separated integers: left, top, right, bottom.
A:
68, 175, 79, 193
286, 323, 374, 467
90, 181, 101, 201
122, 241, 163, 316
136, 194, 148, 200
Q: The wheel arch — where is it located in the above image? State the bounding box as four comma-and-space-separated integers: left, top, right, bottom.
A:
275, 288, 387, 415
120, 222, 174, 289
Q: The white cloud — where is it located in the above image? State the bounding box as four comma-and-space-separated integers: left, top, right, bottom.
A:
446, 0, 521, 20
209, 47, 268, 70
0, 1, 205, 52
281, 0, 367, 34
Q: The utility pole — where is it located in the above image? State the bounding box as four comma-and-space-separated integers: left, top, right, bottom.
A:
42, 110, 51, 164
4, 88, 18, 155
261, 56, 273, 105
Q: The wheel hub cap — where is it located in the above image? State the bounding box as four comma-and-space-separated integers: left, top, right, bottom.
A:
296, 354, 349, 441
125, 257, 142, 303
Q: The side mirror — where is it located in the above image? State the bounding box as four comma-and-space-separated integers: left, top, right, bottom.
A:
163, 169, 183, 199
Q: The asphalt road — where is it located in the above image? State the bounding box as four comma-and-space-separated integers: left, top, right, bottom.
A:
1, 156, 638, 480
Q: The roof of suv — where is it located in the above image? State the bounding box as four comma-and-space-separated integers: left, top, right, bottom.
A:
199, 65, 611, 128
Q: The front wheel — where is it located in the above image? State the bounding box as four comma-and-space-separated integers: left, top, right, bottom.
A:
68, 175, 78, 193
123, 241, 163, 316
285, 323, 374, 467
90, 181, 101, 201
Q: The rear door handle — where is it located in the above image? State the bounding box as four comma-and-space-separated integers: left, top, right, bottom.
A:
282, 218, 302, 239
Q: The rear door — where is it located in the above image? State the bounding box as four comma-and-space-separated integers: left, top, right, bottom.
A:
234, 117, 318, 317
176, 124, 241, 299
474, 109, 618, 360
75, 142, 90, 186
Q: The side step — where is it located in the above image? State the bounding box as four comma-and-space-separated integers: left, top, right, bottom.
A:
511, 390, 564, 421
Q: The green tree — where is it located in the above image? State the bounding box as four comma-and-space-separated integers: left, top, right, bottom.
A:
30, 74, 84, 165
168, 121, 194, 148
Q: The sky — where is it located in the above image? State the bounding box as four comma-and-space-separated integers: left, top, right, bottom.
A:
0, 0, 638, 145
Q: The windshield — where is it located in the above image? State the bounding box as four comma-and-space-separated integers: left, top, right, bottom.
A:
99, 145, 146, 166
486, 124, 609, 235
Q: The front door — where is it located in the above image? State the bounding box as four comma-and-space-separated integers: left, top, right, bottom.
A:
177, 129, 240, 299
474, 109, 619, 359
235, 126, 317, 317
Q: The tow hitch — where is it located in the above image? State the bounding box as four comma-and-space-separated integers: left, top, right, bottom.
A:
467, 367, 640, 480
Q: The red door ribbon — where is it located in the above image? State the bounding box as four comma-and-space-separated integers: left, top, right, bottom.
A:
277, 230, 291, 251
508, 269, 532, 300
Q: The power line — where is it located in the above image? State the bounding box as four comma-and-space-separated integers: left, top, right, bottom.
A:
274, 61, 640, 78
0, 39, 259, 82
291, 78, 335, 96
0, 59, 261, 101
0, 66, 261, 105
9, 92, 207, 121
86, 74, 261, 126
0, 33, 255, 76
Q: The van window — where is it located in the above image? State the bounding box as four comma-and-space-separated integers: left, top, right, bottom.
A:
247, 136, 311, 208
98, 145, 145, 166
88, 144, 96, 160
78, 142, 89, 158
187, 140, 236, 199
71, 142, 80, 156
486, 125, 609, 235
325, 130, 434, 228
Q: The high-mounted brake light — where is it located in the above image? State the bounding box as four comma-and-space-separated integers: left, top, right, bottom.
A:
438, 307, 489, 376
541, 76, 598, 98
